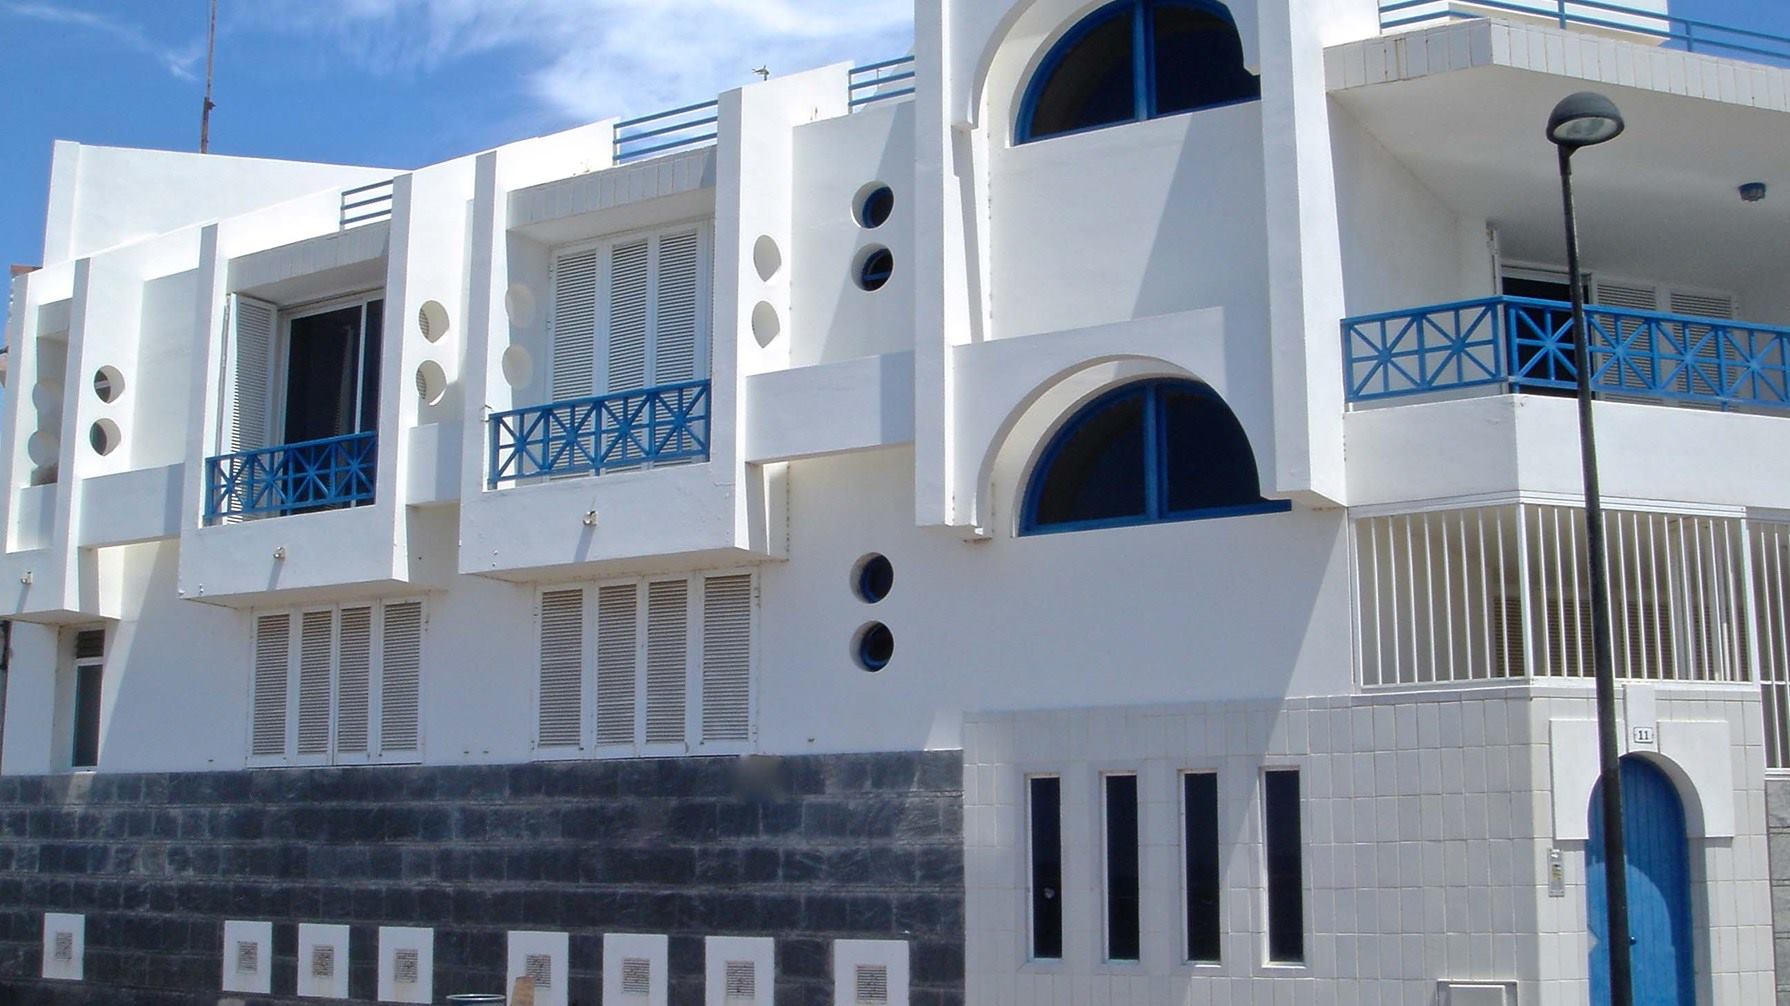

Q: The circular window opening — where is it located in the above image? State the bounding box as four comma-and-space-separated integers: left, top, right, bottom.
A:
415, 360, 448, 406
501, 345, 535, 388
89, 419, 121, 457
855, 247, 894, 292
856, 184, 895, 229
855, 622, 895, 672
751, 302, 781, 348
854, 554, 894, 604
93, 366, 125, 403
753, 235, 783, 282
418, 300, 451, 343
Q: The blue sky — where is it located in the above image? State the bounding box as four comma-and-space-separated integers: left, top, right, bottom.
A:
0, 0, 1786, 275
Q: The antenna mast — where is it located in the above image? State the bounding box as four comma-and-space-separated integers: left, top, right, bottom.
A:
199, 0, 218, 153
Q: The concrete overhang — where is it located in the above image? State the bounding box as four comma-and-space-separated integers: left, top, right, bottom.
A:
1328, 19, 1790, 296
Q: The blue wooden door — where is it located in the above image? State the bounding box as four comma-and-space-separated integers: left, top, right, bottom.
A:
1588, 757, 1695, 1006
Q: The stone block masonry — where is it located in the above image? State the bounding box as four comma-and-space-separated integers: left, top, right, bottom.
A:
0, 751, 965, 1006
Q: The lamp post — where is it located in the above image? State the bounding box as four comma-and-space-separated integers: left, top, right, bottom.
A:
1547, 90, 1631, 1006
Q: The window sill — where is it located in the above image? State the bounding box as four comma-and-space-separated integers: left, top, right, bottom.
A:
1021, 498, 1293, 537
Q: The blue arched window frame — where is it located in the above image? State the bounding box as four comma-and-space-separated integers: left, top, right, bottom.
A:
1016, 0, 1260, 145
1019, 378, 1290, 536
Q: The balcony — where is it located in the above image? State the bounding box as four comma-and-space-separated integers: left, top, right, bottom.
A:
1379, 1, 1790, 65
205, 432, 378, 524
488, 380, 711, 487
1343, 296, 1790, 411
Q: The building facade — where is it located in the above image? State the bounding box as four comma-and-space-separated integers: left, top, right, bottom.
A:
3, 0, 1790, 1003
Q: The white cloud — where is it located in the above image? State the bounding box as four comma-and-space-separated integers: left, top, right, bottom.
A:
0, 1, 204, 81
245, 0, 914, 121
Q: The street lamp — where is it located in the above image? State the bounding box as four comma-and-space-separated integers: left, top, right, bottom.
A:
1547, 89, 1631, 1006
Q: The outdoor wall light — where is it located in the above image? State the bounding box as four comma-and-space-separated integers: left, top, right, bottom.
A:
1546, 91, 1626, 148
272, 547, 287, 561
582, 510, 599, 528
19, 571, 31, 586
1741, 181, 1768, 203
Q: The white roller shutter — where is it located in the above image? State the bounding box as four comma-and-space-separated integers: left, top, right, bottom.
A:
644, 579, 689, 746
538, 589, 585, 749
379, 602, 423, 755
251, 614, 291, 758
550, 249, 599, 402
701, 575, 753, 744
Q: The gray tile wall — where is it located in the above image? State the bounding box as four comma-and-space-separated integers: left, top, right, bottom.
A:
1772, 777, 1790, 1005
0, 751, 964, 1006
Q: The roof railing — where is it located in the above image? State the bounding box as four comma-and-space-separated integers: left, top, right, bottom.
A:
850, 55, 916, 110
1380, 0, 1790, 64
339, 180, 394, 230
613, 99, 721, 165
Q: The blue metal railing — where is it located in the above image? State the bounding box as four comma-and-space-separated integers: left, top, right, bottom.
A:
1380, 0, 1790, 64
340, 180, 394, 230
614, 100, 721, 165
206, 431, 379, 523
851, 56, 916, 109
1343, 296, 1790, 409
488, 379, 711, 487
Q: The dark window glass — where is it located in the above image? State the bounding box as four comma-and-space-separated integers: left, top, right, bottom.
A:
859, 186, 895, 229
1264, 770, 1304, 962
1184, 772, 1221, 962
1030, 777, 1063, 960
857, 554, 894, 604
858, 249, 895, 292
1105, 774, 1141, 961
1024, 6, 1137, 141
359, 300, 384, 432
1161, 383, 1260, 514
72, 663, 102, 769
284, 304, 364, 445
1030, 388, 1147, 528
1152, 4, 1261, 115
856, 623, 895, 672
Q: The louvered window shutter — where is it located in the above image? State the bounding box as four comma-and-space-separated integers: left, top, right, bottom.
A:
644, 579, 689, 745
701, 575, 752, 744
228, 295, 276, 453
538, 590, 586, 749
252, 614, 291, 757
595, 583, 639, 746
336, 607, 373, 755
1594, 283, 1659, 392
1669, 290, 1735, 397
654, 230, 701, 384
296, 611, 335, 757
551, 250, 599, 402
1670, 290, 1735, 320
379, 602, 423, 755
607, 240, 651, 395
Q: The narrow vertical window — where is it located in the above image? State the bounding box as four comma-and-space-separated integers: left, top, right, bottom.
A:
71, 629, 104, 769
1183, 772, 1221, 962
1264, 770, 1304, 963
1104, 773, 1140, 962
1028, 776, 1063, 960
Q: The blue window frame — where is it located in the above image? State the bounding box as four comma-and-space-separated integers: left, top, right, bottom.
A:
1017, 0, 1260, 144
1020, 379, 1288, 535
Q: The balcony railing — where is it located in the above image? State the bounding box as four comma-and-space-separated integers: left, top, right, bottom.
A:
850, 56, 916, 110
1343, 296, 1790, 411
340, 180, 394, 230
488, 379, 711, 487
206, 431, 379, 524
614, 100, 721, 165
1380, 0, 1790, 65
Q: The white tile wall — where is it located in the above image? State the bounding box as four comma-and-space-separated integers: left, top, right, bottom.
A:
964, 684, 1776, 1004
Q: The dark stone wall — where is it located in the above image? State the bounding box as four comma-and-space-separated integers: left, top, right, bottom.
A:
0, 751, 964, 1006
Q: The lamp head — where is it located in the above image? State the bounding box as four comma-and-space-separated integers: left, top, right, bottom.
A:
1547, 91, 1626, 149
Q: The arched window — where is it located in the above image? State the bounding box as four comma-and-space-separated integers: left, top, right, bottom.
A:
1021, 379, 1287, 534
1017, 0, 1260, 144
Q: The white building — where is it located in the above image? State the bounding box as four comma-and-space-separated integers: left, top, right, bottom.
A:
3, 0, 1790, 1003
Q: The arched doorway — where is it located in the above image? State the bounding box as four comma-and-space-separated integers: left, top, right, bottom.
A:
1587, 757, 1695, 1006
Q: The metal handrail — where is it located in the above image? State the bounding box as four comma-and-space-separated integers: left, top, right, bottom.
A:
850, 55, 917, 109
206, 431, 378, 522
1379, 0, 1790, 63
488, 379, 711, 487
340, 180, 394, 230
614, 100, 721, 164
1343, 295, 1790, 409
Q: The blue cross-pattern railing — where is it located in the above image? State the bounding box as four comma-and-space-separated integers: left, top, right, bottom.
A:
1379, 0, 1790, 65
488, 379, 711, 487
851, 56, 916, 109
1343, 296, 1790, 410
206, 431, 378, 523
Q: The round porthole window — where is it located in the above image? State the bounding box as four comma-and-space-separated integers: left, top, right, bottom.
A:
93, 366, 125, 403
854, 554, 894, 604
418, 300, 451, 343
855, 247, 894, 292
855, 184, 895, 229
89, 419, 121, 457
855, 622, 895, 672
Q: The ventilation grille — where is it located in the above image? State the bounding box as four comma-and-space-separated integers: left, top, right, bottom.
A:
73, 629, 104, 660
595, 584, 638, 746
538, 589, 585, 748
310, 945, 336, 979
700, 575, 752, 743
723, 960, 756, 1000
336, 607, 372, 754
551, 249, 599, 401
380, 601, 424, 753
394, 949, 420, 985
620, 956, 652, 996
644, 580, 688, 745
235, 940, 260, 975
525, 952, 553, 988
252, 614, 290, 756
51, 931, 73, 963
854, 964, 889, 1004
